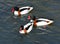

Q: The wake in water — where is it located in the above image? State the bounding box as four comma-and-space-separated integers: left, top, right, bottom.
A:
36, 27, 52, 35
37, 27, 52, 33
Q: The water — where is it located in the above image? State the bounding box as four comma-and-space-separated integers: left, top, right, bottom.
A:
0, 0, 60, 44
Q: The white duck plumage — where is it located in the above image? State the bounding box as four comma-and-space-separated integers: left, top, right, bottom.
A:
19, 22, 33, 34
36, 18, 53, 26
19, 6, 33, 15
12, 6, 33, 16
30, 17, 54, 27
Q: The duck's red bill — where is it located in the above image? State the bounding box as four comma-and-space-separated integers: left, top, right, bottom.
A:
28, 15, 31, 20
11, 8, 14, 12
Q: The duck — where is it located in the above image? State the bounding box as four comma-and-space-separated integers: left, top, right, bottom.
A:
19, 22, 33, 34
11, 6, 33, 17
28, 16, 54, 28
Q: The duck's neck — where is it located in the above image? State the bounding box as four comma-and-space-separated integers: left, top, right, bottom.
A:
33, 19, 37, 27
18, 10, 21, 17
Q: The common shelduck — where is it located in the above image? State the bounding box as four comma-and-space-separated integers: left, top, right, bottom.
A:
28, 16, 54, 28
11, 6, 33, 17
19, 22, 33, 34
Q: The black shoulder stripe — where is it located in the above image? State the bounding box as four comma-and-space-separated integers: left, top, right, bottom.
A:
36, 20, 42, 22
20, 8, 28, 12
25, 24, 32, 30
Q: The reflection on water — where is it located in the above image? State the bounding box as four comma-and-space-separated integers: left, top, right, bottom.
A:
0, 0, 60, 44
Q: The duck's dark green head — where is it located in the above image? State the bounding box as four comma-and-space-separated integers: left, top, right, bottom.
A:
14, 7, 19, 11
